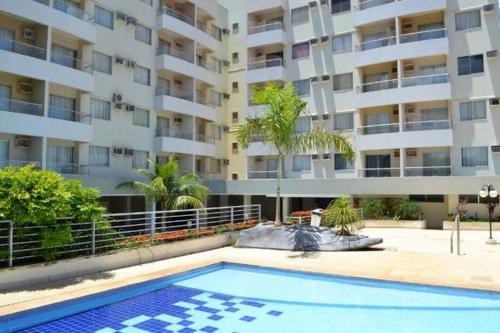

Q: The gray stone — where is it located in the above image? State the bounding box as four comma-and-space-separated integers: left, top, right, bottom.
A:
235, 224, 383, 251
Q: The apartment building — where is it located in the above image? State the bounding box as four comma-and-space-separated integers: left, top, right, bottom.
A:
1, 0, 500, 227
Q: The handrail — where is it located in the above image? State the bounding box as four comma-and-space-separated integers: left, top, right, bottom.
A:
401, 73, 449, 87
53, 0, 94, 23
404, 166, 452, 177
248, 58, 284, 70
48, 106, 91, 124
399, 28, 447, 44
359, 79, 398, 93
156, 128, 193, 140
359, 167, 400, 178
0, 98, 44, 116
51, 50, 93, 73
155, 87, 194, 101
47, 163, 90, 175
248, 22, 283, 35
357, 0, 395, 11
0, 36, 46, 60
404, 119, 451, 131
156, 46, 194, 63
355, 35, 396, 51
159, 5, 194, 26
358, 122, 399, 135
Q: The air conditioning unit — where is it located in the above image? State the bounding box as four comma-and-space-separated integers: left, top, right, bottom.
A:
126, 104, 136, 112
320, 0, 328, 5
175, 41, 183, 49
323, 153, 331, 160
223, 93, 230, 100
114, 103, 123, 110
484, 3, 496, 13
394, 150, 400, 158
312, 154, 319, 160
113, 147, 124, 155
126, 60, 136, 68
487, 50, 498, 59
115, 56, 126, 65
392, 107, 399, 115
22, 28, 36, 41
255, 50, 263, 57
311, 115, 320, 121
222, 28, 230, 35
320, 36, 329, 43
391, 66, 398, 73
322, 75, 330, 81
309, 1, 318, 8
405, 105, 416, 113
126, 16, 138, 25
18, 81, 33, 95
174, 117, 183, 125
223, 60, 230, 66
124, 148, 134, 156
406, 149, 417, 157
113, 93, 123, 103
255, 156, 263, 164
116, 12, 127, 21
223, 159, 230, 166
174, 79, 183, 87
310, 38, 318, 45
404, 63, 415, 72
402, 21, 413, 31
223, 126, 230, 132
15, 137, 31, 149
311, 76, 320, 83
491, 145, 500, 153
322, 114, 330, 120
490, 98, 500, 106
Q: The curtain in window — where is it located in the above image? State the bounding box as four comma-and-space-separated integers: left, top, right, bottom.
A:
47, 145, 74, 171
421, 108, 448, 121
0, 28, 15, 52
212, 91, 222, 107
89, 146, 109, 166
455, 10, 480, 31
90, 98, 110, 120
133, 108, 149, 127
156, 117, 170, 136
135, 24, 151, 45
93, 51, 111, 74
365, 112, 389, 134
333, 73, 353, 91
134, 66, 150, 85
0, 84, 11, 111
332, 33, 352, 53
334, 113, 354, 130
293, 79, 310, 96
52, 44, 76, 68
423, 152, 450, 176
291, 6, 309, 24
133, 150, 149, 169
295, 117, 311, 134
460, 101, 486, 121
334, 154, 353, 170
362, 31, 388, 50
462, 147, 488, 167
292, 42, 309, 59
293, 155, 311, 172
419, 64, 447, 76
95, 5, 114, 29
49, 95, 75, 121
331, 0, 351, 14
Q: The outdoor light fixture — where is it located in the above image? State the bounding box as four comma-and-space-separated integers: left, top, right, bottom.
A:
479, 184, 498, 245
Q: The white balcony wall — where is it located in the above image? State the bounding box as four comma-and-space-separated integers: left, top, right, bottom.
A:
246, 142, 278, 156
246, 0, 287, 14
154, 137, 216, 157
156, 54, 216, 86
246, 29, 287, 48
356, 129, 453, 151
247, 66, 287, 84
196, 0, 218, 18
155, 95, 216, 121
157, 14, 219, 51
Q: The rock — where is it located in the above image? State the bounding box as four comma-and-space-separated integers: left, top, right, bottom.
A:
235, 224, 383, 251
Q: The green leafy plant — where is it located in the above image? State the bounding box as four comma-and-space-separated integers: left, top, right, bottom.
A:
322, 197, 360, 236
361, 198, 385, 219
394, 198, 422, 220
235, 82, 354, 226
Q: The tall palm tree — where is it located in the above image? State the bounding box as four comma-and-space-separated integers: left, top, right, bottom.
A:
117, 155, 209, 213
235, 82, 355, 226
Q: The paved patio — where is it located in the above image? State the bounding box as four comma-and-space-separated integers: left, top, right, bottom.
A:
1, 228, 500, 317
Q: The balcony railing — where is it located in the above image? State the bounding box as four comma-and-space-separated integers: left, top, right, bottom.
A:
404, 119, 451, 132
357, 0, 395, 10
359, 168, 400, 178
0, 36, 46, 60
196, 57, 215, 71
159, 5, 195, 26
47, 163, 90, 175
196, 21, 222, 41
0, 159, 41, 169
51, 51, 92, 73
48, 106, 91, 124
399, 28, 447, 44
248, 170, 280, 179
157, 46, 194, 63
0, 98, 44, 116
358, 123, 399, 135
404, 166, 452, 177
248, 58, 284, 70
359, 79, 398, 93
401, 73, 449, 87
53, 0, 94, 22
196, 133, 215, 144
248, 22, 283, 35
155, 87, 193, 101
198, 172, 223, 180
156, 128, 193, 140
356, 35, 396, 51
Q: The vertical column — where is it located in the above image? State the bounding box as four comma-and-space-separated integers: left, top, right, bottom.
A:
43, 81, 50, 117
282, 197, 290, 224
396, 60, 403, 88
398, 103, 404, 132
46, 26, 52, 62
41, 137, 47, 170
400, 148, 405, 178
243, 195, 252, 220
395, 17, 400, 44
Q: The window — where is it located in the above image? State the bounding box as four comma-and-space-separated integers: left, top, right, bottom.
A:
332, 33, 352, 53
334, 154, 354, 170
232, 23, 239, 34
331, 0, 351, 14
458, 54, 484, 75
455, 10, 481, 31
232, 112, 239, 123
293, 79, 310, 96
90, 98, 111, 120
459, 194, 479, 204
334, 113, 354, 130
291, 6, 309, 24
89, 145, 109, 166
140, 0, 152, 5
232, 81, 239, 93
92, 51, 112, 74
292, 42, 310, 59
295, 117, 310, 134
133, 108, 149, 127
293, 155, 311, 172
459, 100, 487, 121
95, 5, 114, 30
232, 52, 239, 64
134, 65, 150, 85
462, 146, 488, 167
132, 150, 149, 169
135, 24, 151, 45
232, 142, 239, 153
333, 73, 353, 91
409, 195, 444, 203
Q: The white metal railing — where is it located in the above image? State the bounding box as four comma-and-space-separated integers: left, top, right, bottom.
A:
48, 106, 91, 124
248, 58, 284, 70
156, 128, 193, 140
402, 73, 449, 87
155, 87, 194, 101
358, 123, 399, 135
356, 35, 397, 51
0, 160, 41, 169
0, 205, 262, 267
404, 166, 452, 177
357, 0, 395, 10
404, 119, 451, 131
359, 79, 398, 93
247, 170, 281, 179
0, 36, 46, 59
248, 22, 283, 35
156, 46, 194, 63
51, 51, 92, 73
53, 0, 94, 22
399, 28, 447, 44
0, 98, 44, 116
47, 163, 90, 175
159, 5, 195, 26
358, 167, 400, 178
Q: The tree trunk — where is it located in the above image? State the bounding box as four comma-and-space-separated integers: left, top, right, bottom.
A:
274, 155, 282, 227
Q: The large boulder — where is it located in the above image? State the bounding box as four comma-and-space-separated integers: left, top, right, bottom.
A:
235, 224, 383, 251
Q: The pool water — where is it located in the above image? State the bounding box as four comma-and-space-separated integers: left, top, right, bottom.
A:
7, 264, 500, 333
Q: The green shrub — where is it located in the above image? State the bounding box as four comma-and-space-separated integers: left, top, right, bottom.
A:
361, 198, 385, 219
322, 196, 360, 236
394, 198, 422, 220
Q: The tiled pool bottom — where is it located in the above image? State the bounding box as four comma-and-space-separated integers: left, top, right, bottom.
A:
20, 285, 283, 333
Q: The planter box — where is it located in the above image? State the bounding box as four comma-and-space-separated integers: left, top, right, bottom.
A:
361, 220, 427, 229
442, 221, 500, 231
0, 232, 239, 291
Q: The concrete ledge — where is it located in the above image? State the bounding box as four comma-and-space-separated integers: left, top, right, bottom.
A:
442, 221, 500, 231
361, 220, 427, 229
0, 232, 238, 291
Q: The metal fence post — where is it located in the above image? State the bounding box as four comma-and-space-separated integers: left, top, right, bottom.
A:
91, 221, 96, 255
8, 221, 13, 268
230, 207, 234, 231
150, 211, 156, 245
195, 209, 200, 236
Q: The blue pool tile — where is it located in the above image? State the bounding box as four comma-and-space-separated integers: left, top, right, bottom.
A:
178, 328, 196, 333
135, 319, 170, 331
207, 314, 224, 321
224, 307, 239, 313
122, 315, 151, 326
221, 301, 236, 306
200, 326, 218, 333
209, 294, 232, 301
267, 310, 283, 316
195, 306, 219, 314
239, 316, 256, 322
240, 300, 265, 308
184, 299, 206, 306
178, 319, 194, 326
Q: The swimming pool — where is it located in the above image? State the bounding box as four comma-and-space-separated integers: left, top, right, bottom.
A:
2, 263, 500, 332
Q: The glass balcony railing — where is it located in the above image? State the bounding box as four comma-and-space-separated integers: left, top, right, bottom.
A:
248, 22, 283, 35
159, 5, 195, 26
248, 58, 284, 70
195, 133, 215, 144
357, 0, 395, 10
404, 119, 451, 131
358, 123, 399, 135
51, 51, 92, 73
359, 168, 401, 178
47, 163, 90, 175
248, 170, 280, 179
399, 28, 447, 44
155, 87, 193, 101
357, 36, 397, 51
0, 159, 41, 169
0, 98, 44, 116
0, 36, 46, 60
53, 0, 94, 22
402, 73, 449, 87
359, 79, 398, 93
48, 106, 91, 124
404, 166, 452, 177
155, 128, 193, 140
156, 46, 194, 63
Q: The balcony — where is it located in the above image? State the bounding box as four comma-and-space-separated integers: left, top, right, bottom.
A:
0, 0, 96, 43
154, 132, 216, 157
0, 159, 41, 169
155, 87, 216, 121
354, 29, 448, 67
246, 22, 286, 48
157, 6, 219, 51
47, 163, 90, 175
246, 142, 278, 156
51, 50, 93, 73
353, 0, 447, 27
0, 98, 44, 116
358, 168, 401, 178
247, 59, 287, 84
156, 48, 216, 86
356, 74, 450, 108
48, 106, 91, 124
404, 166, 452, 177
247, 170, 280, 179
247, 0, 287, 13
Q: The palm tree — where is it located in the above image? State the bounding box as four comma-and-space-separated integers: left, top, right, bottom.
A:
235, 82, 355, 226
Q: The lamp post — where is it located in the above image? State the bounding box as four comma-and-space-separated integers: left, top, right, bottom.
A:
479, 184, 498, 245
